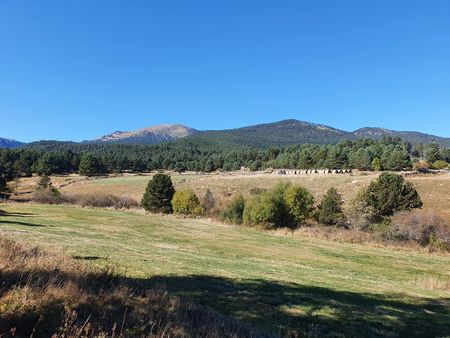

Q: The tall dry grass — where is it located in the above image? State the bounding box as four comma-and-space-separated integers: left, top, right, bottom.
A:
0, 236, 265, 338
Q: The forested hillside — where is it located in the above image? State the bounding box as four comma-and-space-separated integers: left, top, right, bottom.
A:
1, 136, 449, 179
0, 137, 24, 149
187, 119, 450, 148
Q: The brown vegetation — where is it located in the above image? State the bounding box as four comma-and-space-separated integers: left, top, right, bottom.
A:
0, 236, 262, 337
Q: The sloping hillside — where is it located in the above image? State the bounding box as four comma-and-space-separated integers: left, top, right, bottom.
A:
94, 124, 197, 144
187, 120, 450, 148
189, 120, 353, 148
355, 127, 450, 147
0, 137, 24, 148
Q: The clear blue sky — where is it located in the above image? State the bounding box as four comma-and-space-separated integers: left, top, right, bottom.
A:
1, 0, 449, 142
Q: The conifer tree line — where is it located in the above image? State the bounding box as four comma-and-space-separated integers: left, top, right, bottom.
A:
1, 137, 449, 180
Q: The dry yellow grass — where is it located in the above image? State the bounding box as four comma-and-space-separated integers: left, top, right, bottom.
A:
13, 171, 450, 219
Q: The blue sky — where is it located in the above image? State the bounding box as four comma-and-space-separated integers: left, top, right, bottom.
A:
1, 0, 449, 142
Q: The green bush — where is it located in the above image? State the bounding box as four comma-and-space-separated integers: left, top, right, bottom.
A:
315, 188, 345, 226
172, 189, 203, 216
220, 195, 245, 224
243, 183, 292, 228
285, 185, 315, 226
243, 183, 314, 229
432, 160, 448, 170
141, 173, 175, 213
364, 172, 422, 220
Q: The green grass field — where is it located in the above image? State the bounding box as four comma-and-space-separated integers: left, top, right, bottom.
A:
1, 203, 449, 337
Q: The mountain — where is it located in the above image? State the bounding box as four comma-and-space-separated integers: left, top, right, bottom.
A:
184, 120, 450, 148
354, 127, 450, 147
93, 124, 198, 144
0, 138, 24, 148
188, 120, 353, 148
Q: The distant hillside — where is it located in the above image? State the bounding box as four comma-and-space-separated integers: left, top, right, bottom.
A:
0, 138, 24, 148
93, 124, 197, 144
186, 120, 450, 148
189, 120, 353, 148
354, 127, 450, 147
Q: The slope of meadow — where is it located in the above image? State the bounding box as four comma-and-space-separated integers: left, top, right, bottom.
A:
0, 203, 449, 337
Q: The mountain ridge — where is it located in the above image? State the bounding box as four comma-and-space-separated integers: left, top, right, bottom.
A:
0, 137, 24, 149
2, 119, 450, 148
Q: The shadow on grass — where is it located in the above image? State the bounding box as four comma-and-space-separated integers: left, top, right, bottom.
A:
1, 265, 449, 337
0, 220, 43, 227
132, 275, 450, 337
0, 210, 34, 217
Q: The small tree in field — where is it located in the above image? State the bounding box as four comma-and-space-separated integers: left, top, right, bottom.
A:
141, 173, 175, 213
172, 189, 203, 216
202, 188, 216, 213
315, 187, 345, 226
36, 174, 52, 190
285, 185, 315, 226
364, 172, 422, 219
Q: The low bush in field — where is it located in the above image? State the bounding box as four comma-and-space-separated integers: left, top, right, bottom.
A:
64, 194, 138, 209
172, 189, 204, 216
0, 236, 260, 337
219, 194, 245, 224
243, 183, 315, 229
389, 211, 450, 251
33, 191, 138, 209
33, 189, 64, 204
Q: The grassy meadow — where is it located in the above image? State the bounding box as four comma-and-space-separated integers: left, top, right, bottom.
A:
1, 203, 449, 337
12, 171, 450, 219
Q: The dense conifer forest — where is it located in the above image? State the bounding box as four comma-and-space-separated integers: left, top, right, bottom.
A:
1, 136, 449, 180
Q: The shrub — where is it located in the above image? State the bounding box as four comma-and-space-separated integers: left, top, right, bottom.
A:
390, 211, 450, 251
172, 189, 203, 216
220, 194, 245, 224
432, 160, 448, 170
58, 193, 138, 209
33, 174, 62, 204
202, 188, 216, 213
364, 173, 422, 220
371, 157, 382, 171
348, 187, 378, 231
33, 189, 63, 204
285, 185, 315, 226
315, 188, 346, 226
243, 184, 290, 228
141, 173, 175, 213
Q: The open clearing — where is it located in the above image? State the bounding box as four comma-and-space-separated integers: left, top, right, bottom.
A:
13, 171, 450, 218
1, 203, 449, 336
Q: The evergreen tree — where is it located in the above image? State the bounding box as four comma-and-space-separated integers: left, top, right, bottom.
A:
425, 143, 441, 165
371, 157, 382, 171
141, 173, 175, 213
315, 188, 345, 226
0, 175, 10, 199
364, 173, 422, 218
79, 153, 102, 177
36, 174, 52, 190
